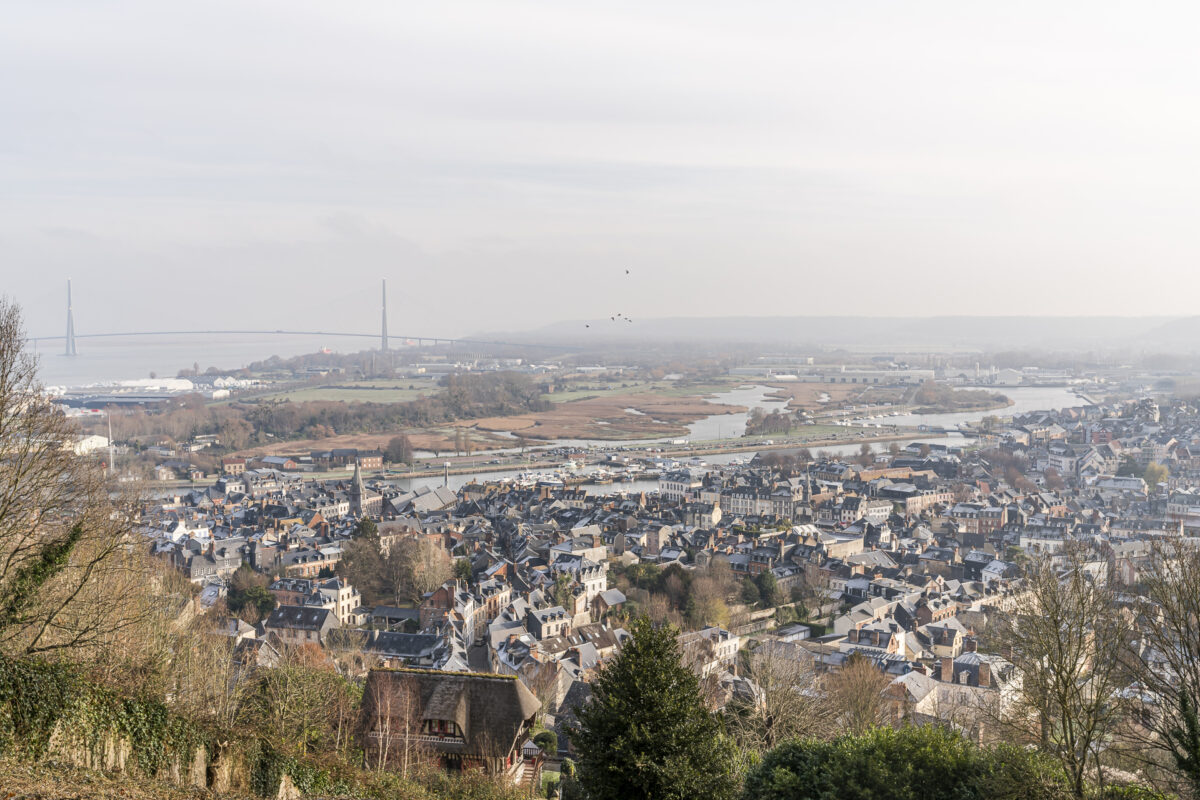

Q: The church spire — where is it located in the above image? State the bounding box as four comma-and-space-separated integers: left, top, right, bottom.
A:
350, 460, 365, 515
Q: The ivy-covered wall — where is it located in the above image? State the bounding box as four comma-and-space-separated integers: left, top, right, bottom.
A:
0, 657, 354, 798
0, 656, 205, 782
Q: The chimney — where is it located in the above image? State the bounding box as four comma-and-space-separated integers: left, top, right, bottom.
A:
941, 656, 953, 683
963, 636, 978, 653
977, 661, 991, 688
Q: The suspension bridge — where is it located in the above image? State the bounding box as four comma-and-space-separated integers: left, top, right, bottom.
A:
34, 279, 557, 352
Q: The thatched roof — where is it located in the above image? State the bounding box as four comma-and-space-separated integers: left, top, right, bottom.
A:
363, 668, 540, 758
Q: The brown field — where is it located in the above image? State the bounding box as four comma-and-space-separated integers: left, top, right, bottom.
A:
469, 392, 745, 441
763, 382, 867, 410
232, 389, 747, 457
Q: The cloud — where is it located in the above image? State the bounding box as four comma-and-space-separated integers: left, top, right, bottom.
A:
4, 0, 1200, 339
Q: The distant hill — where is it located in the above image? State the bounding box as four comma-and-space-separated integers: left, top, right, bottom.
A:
482, 315, 1197, 352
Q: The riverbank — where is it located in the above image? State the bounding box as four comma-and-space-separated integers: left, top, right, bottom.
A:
148, 427, 928, 490
909, 396, 1014, 415
470, 391, 746, 441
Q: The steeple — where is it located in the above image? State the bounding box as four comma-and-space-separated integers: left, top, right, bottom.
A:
350, 460, 365, 515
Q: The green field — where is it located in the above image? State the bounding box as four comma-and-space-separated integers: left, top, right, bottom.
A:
733, 424, 891, 444
543, 378, 740, 404
653, 379, 741, 397
543, 380, 658, 403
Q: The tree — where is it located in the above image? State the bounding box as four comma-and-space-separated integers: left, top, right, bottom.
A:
687, 573, 730, 628
825, 654, 891, 735
232, 585, 276, 622
1143, 462, 1168, 489
251, 643, 340, 756
362, 670, 426, 774
1117, 456, 1140, 477
552, 572, 574, 609
1125, 539, 1200, 796
226, 564, 276, 620
756, 570, 784, 608
856, 443, 874, 467
569, 617, 741, 800
743, 725, 1071, 800
397, 536, 453, 600
338, 521, 402, 606
727, 642, 832, 752
0, 298, 151, 658
740, 576, 761, 606
1044, 467, 1066, 491
385, 434, 414, 465
990, 548, 1130, 798
453, 557, 472, 583
172, 614, 257, 736
533, 730, 558, 755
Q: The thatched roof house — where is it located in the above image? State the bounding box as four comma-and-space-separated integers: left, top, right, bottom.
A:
361, 668, 541, 776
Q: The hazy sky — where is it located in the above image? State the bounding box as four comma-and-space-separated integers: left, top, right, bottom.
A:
4, 1, 1200, 338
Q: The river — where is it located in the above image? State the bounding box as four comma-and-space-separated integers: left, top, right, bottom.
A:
33, 332, 364, 388
390, 384, 1087, 496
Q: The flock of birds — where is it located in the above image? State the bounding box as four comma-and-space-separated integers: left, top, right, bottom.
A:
585, 269, 633, 329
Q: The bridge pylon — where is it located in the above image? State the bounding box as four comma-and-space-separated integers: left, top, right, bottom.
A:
64, 279, 77, 356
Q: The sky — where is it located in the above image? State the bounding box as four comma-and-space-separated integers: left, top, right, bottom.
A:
4, 1, 1200, 339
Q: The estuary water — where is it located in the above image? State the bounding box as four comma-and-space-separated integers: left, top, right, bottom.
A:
33, 332, 364, 389
390, 384, 1088, 496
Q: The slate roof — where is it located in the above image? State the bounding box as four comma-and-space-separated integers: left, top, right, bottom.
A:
265, 605, 334, 632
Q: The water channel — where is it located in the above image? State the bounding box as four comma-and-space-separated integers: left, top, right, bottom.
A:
389, 384, 1088, 496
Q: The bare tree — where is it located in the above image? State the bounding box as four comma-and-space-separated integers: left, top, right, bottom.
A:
0, 298, 152, 659
728, 641, 833, 752
363, 672, 427, 775
1124, 539, 1200, 796
253, 643, 342, 756
825, 653, 891, 735
687, 574, 730, 628
990, 547, 1130, 798
856, 443, 874, 467
171, 614, 257, 733
402, 535, 453, 600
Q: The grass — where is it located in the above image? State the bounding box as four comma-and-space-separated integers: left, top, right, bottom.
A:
741, 424, 849, 441
544, 378, 741, 404
540, 768, 561, 797
0, 755, 252, 800
652, 379, 742, 396
543, 381, 660, 403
